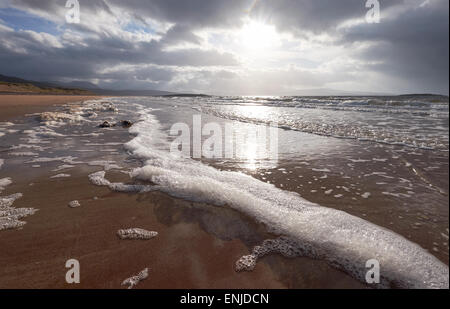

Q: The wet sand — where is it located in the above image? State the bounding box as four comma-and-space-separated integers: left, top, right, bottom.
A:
243, 156, 449, 265
3, 96, 447, 289
0, 96, 366, 289
0, 95, 103, 121
0, 168, 365, 289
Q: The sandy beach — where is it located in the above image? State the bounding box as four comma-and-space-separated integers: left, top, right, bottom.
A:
0, 95, 366, 289
0, 95, 103, 121
0, 95, 448, 289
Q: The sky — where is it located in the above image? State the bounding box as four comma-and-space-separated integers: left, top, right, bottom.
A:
0, 0, 448, 95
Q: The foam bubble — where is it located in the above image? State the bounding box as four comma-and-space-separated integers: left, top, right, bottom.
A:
68, 200, 81, 208
121, 268, 149, 289
382, 192, 411, 198
9, 144, 48, 151
52, 164, 75, 172
27, 156, 80, 165
362, 192, 371, 199
10, 152, 39, 157
88, 171, 153, 193
0, 193, 38, 231
0, 178, 12, 193
312, 168, 331, 173
23, 127, 65, 142
51, 174, 71, 179
81, 100, 119, 114
117, 228, 158, 240
236, 237, 302, 272
39, 112, 83, 126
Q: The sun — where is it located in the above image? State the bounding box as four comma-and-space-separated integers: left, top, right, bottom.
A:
240, 20, 280, 51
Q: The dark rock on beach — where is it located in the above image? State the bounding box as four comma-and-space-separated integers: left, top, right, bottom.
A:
99, 120, 133, 128
99, 120, 114, 128
120, 120, 133, 128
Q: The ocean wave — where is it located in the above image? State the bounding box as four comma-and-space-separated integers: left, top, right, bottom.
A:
105, 106, 449, 289
201, 97, 449, 119
198, 107, 448, 151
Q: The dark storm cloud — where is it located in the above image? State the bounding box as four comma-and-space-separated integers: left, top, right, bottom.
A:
0, 19, 238, 82
7, 0, 398, 32
107, 0, 251, 28
6, 0, 252, 28
160, 24, 202, 45
1, 0, 240, 84
341, 0, 449, 94
249, 0, 384, 34
1, 0, 449, 94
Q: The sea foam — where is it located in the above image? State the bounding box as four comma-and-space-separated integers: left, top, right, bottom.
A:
0, 193, 37, 231
98, 107, 449, 288
121, 268, 149, 289
68, 200, 81, 208
117, 228, 158, 240
51, 174, 71, 179
0, 178, 12, 193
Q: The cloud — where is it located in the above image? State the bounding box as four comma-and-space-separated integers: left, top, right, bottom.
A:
249, 0, 401, 35
0, 9, 239, 82
0, 0, 448, 94
341, 0, 449, 94
160, 24, 202, 45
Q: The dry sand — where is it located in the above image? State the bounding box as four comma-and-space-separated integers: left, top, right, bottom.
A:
0, 95, 103, 121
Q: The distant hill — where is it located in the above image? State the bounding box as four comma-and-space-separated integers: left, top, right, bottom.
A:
47, 80, 101, 90
0, 74, 95, 95
0, 74, 187, 97
90, 88, 176, 96
45, 79, 178, 96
